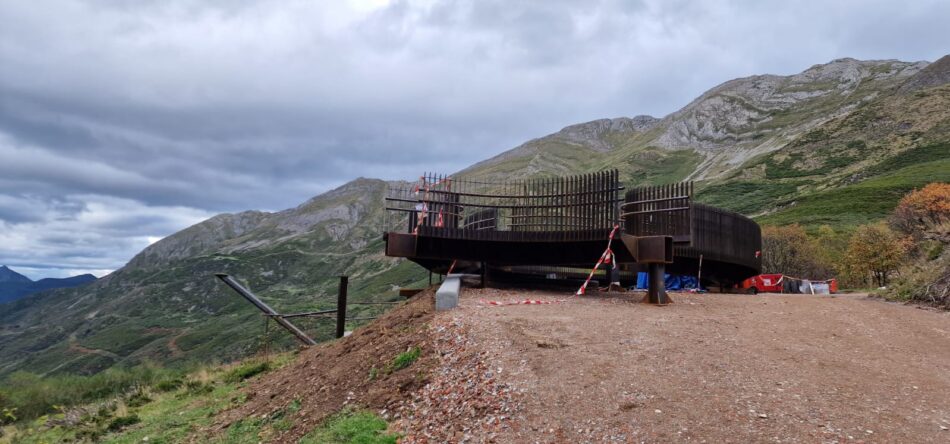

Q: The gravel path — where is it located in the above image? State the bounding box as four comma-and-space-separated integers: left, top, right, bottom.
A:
441, 289, 950, 443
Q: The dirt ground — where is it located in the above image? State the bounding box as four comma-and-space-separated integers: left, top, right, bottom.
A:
446, 289, 950, 443
211, 288, 439, 442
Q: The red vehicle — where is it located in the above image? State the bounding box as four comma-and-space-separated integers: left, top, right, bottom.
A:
741, 273, 784, 294
741, 274, 839, 294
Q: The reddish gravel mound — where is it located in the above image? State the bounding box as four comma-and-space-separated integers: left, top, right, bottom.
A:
211, 288, 438, 441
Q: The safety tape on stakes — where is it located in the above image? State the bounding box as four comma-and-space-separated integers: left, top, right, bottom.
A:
479, 299, 565, 306
576, 225, 620, 296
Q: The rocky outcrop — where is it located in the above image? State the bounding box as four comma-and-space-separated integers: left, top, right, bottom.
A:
127, 210, 273, 268
552, 116, 660, 152
125, 179, 395, 268
465, 58, 931, 182
654, 58, 927, 151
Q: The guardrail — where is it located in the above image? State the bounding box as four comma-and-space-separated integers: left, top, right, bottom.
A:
214, 274, 400, 345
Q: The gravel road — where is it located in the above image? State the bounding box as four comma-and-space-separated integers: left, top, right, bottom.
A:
445, 289, 950, 443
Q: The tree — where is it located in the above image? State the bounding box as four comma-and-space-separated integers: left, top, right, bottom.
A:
845, 222, 910, 287
892, 182, 950, 243
761, 224, 831, 278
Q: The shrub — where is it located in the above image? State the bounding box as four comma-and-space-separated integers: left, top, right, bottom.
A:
885, 254, 950, 308
125, 387, 152, 407
845, 223, 911, 287
761, 224, 834, 278
892, 182, 950, 242
883, 183, 950, 307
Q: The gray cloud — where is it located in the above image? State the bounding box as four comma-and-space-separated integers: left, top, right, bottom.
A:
0, 0, 947, 278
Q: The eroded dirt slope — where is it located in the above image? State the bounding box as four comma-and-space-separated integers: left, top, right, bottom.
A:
211, 288, 438, 442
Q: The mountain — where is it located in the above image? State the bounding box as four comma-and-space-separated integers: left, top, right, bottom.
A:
0, 266, 97, 304
0, 265, 32, 284
1, 56, 947, 377
465, 56, 949, 226
0, 178, 425, 376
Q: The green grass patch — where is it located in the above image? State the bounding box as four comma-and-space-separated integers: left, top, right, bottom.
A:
1, 355, 298, 443
106, 414, 140, 432
300, 409, 399, 444
0, 365, 182, 423
696, 180, 811, 215
757, 159, 950, 228
764, 150, 860, 179
618, 147, 703, 186
387, 347, 421, 373
864, 142, 950, 176
79, 325, 163, 356
224, 360, 271, 383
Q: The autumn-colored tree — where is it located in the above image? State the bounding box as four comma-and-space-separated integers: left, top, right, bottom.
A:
891, 182, 950, 242
845, 222, 911, 287
761, 224, 831, 278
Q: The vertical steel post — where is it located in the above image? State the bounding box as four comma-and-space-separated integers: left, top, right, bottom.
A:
648, 263, 669, 304
336, 276, 348, 339
480, 261, 488, 288
697, 254, 703, 287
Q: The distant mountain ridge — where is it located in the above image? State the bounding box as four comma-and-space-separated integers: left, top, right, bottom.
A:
0, 265, 32, 284
1, 55, 947, 377
0, 266, 97, 304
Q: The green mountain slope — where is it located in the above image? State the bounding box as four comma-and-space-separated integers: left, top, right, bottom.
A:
1, 56, 947, 377
0, 179, 427, 376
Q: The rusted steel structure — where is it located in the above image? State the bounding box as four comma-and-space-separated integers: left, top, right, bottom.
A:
383, 170, 761, 302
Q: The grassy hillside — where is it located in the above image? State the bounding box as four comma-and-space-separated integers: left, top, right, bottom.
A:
0, 180, 428, 377
709, 83, 950, 228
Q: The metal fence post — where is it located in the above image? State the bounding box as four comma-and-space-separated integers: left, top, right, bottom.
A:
336, 276, 348, 339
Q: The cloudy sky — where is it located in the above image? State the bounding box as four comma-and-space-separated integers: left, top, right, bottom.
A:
1, 0, 947, 279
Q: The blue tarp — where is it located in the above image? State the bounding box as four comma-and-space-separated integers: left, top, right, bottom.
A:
636, 272, 648, 289
635, 272, 701, 290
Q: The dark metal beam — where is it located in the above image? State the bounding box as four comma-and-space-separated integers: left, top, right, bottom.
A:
215, 273, 317, 346
336, 276, 348, 339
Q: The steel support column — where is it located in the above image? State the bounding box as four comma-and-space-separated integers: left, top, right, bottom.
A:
647, 263, 669, 305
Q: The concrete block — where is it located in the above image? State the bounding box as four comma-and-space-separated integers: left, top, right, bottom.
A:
436, 276, 461, 311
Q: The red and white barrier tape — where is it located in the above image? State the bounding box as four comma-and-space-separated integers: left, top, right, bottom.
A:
446, 259, 458, 275
479, 299, 564, 306
576, 225, 621, 296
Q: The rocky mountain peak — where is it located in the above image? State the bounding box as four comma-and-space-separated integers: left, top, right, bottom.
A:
654, 58, 928, 152
126, 210, 273, 268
